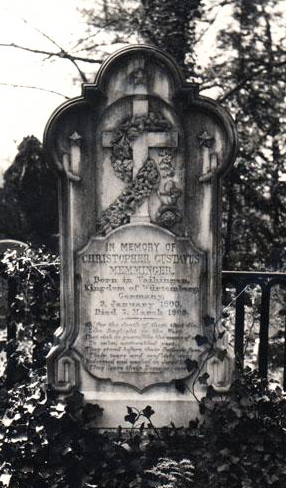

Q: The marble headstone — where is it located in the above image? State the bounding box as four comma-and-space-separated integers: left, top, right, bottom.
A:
44, 45, 237, 426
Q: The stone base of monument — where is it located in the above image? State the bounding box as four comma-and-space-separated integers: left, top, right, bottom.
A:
81, 375, 203, 428
50, 345, 234, 428
95, 400, 200, 428
78, 354, 233, 428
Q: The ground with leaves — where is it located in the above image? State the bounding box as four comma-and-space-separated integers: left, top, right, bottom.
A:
0, 368, 286, 488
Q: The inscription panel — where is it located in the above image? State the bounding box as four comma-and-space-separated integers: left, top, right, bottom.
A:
76, 224, 205, 390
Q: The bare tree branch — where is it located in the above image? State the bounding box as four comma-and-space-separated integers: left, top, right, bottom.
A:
20, 17, 64, 51
71, 19, 123, 53
19, 18, 89, 82
0, 42, 102, 65
0, 82, 69, 99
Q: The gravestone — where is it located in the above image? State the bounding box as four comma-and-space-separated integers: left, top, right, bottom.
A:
0, 239, 28, 375
44, 45, 237, 426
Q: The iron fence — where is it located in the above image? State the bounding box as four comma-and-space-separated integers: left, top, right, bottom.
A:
222, 271, 286, 390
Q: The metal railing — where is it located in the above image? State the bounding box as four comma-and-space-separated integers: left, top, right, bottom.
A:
222, 271, 286, 389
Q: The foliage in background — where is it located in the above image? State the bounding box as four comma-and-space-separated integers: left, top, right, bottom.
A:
143, 458, 196, 488
138, 0, 202, 78
0, 245, 60, 389
197, 369, 286, 487
0, 136, 58, 251
79, 0, 202, 78
213, 0, 286, 270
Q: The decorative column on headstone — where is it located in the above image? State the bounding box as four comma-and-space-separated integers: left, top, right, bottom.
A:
44, 45, 237, 427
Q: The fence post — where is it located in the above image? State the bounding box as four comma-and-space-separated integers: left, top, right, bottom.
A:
235, 282, 245, 370
258, 283, 271, 379
284, 315, 286, 391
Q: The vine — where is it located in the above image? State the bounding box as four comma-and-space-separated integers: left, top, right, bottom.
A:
98, 112, 176, 235
97, 157, 160, 234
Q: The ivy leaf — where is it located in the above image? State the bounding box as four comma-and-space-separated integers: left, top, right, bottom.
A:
217, 463, 230, 472
199, 403, 206, 415
142, 405, 155, 419
204, 315, 215, 327
198, 373, 210, 385
195, 335, 208, 346
217, 349, 228, 362
124, 406, 138, 425
67, 390, 84, 407
83, 403, 104, 422
231, 456, 240, 465
206, 385, 216, 398
255, 444, 264, 452
185, 358, 198, 373
188, 419, 199, 429
266, 474, 279, 485
174, 379, 187, 393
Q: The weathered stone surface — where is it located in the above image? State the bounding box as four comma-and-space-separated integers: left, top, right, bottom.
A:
76, 225, 204, 390
44, 45, 237, 426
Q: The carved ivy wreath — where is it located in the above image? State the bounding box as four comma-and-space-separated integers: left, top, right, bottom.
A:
97, 112, 179, 235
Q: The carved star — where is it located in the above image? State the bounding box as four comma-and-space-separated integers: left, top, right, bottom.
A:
197, 131, 214, 148
69, 131, 82, 146
129, 68, 146, 85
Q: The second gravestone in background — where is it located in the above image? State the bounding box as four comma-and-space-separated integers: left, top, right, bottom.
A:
44, 45, 237, 427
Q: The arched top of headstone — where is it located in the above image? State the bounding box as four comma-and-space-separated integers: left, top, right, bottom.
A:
93, 44, 185, 100
44, 44, 238, 179
0, 239, 28, 255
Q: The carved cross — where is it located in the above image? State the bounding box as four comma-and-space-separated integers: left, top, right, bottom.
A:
102, 97, 178, 223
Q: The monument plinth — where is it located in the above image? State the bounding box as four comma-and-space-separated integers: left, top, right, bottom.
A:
44, 45, 237, 426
